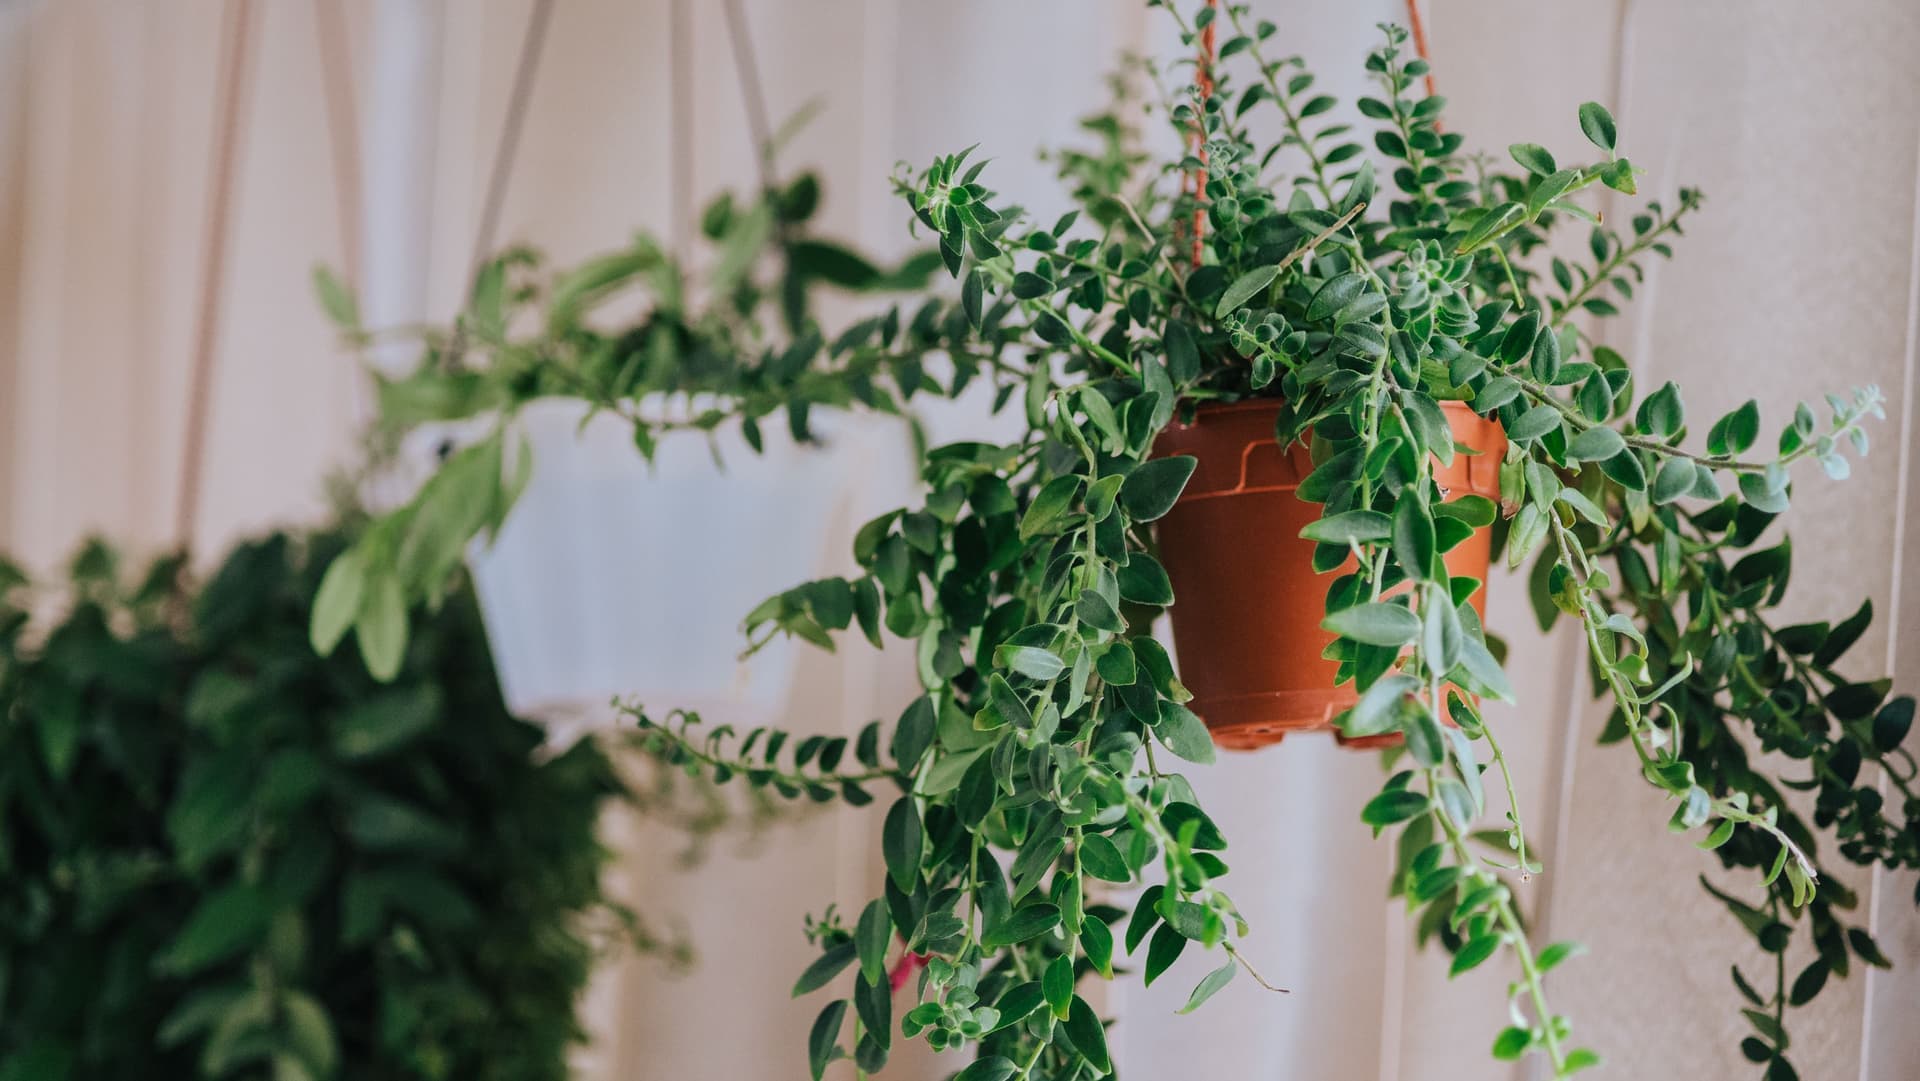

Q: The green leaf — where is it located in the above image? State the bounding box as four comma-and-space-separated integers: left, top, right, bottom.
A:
1144, 923, 1186, 986
891, 695, 936, 766
332, 684, 443, 759
953, 1058, 1017, 1081
1578, 101, 1617, 153
1531, 324, 1563, 381
983, 903, 1062, 948
1096, 641, 1138, 686
1117, 553, 1175, 606
1507, 404, 1562, 443
996, 645, 1066, 680
157, 885, 272, 975
1217, 264, 1280, 317
1601, 158, 1637, 194
1788, 961, 1829, 1007
1850, 928, 1893, 969
790, 240, 881, 288
1127, 886, 1164, 953
808, 1000, 846, 1081
1455, 202, 1521, 254
1392, 492, 1437, 581
856, 900, 891, 986
1874, 698, 1913, 752
1076, 589, 1125, 633
282, 991, 337, 1077
1083, 917, 1115, 977
882, 797, 923, 892
1739, 471, 1789, 513
1300, 510, 1392, 544
1165, 322, 1201, 381
987, 984, 1046, 1034
1536, 940, 1585, 973
962, 270, 985, 327
1178, 959, 1237, 1014
1492, 1026, 1533, 1060
312, 264, 359, 328
1155, 702, 1216, 764
1707, 400, 1760, 456
1346, 674, 1419, 737
1565, 1048, 1603, 1073
1458, 632, 1515, 702
309, 549, 366, 655
1063, 995, 1112, 1073
1450, 933, 1502, 976
354, 572, 408, 682
856, 971, 890, 1059
1435, 494, 1497, 528
1361, 788, 1431, 828
1814, 600, 1872, 667
1044, 954, 1076, 1019
1307, 273, 1368, 321
1697, 818, 1738, 851
1423, 590, 1464, 676
1651, 457, 1694, 504
793, 942, 858, 997
1121, 457, 1198, 521
1527, 168, 1580, 216
986, 669, 1034, 728
1436, 776, 1478, 826
1021, 475, 1083, 539
1508, 143, 1557, 177
1323, 602, 1420, 647
1079, 833, 1132, 883
1566, 426, 1626, 462
1743, 1008, 1788, 1050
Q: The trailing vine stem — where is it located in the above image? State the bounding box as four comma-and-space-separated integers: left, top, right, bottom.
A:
629, 706, 902, 791
1219, 3, 1339, 205
1509, 369, 1884, 478
1545, 512, 1818, 889
1550, 191, 1703, 329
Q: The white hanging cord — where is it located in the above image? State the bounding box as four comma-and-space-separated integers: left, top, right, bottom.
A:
720, 0, 778, 195
466, 0, 556, 283
669, 0, 694, 257
312, 0, 363, 291
175, 0, 260, 547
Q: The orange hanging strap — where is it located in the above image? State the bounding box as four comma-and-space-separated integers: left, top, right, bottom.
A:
1188, 0, 1219, 270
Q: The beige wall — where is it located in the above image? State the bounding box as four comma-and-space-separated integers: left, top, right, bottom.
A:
1, 2, 1916, 1080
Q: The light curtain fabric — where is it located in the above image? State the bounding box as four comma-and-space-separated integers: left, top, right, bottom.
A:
2, 2, 1917, 1079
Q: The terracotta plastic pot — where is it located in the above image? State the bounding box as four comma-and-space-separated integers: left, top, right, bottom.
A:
1153, 399, 1506, 752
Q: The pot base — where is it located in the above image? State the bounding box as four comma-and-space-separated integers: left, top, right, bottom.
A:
1186, 688, 1410, 751
1187, 688, 1349, 750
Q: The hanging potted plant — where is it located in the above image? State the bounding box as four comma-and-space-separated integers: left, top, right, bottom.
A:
312, 174, 948, 740
323, 3, 1919, 1078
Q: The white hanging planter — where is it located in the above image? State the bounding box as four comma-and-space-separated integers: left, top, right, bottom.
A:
457, 398, 907, 746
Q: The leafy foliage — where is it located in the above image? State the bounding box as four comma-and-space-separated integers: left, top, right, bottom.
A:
0, 532, 627, 1080
309, 170, 954, 678
324, 5, 1920, 1079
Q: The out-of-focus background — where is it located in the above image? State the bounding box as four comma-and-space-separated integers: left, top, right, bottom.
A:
2, 1, 1918, 1078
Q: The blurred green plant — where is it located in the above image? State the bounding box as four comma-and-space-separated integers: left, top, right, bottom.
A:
310, 170, 952, 681
0, 531, 631, 1081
